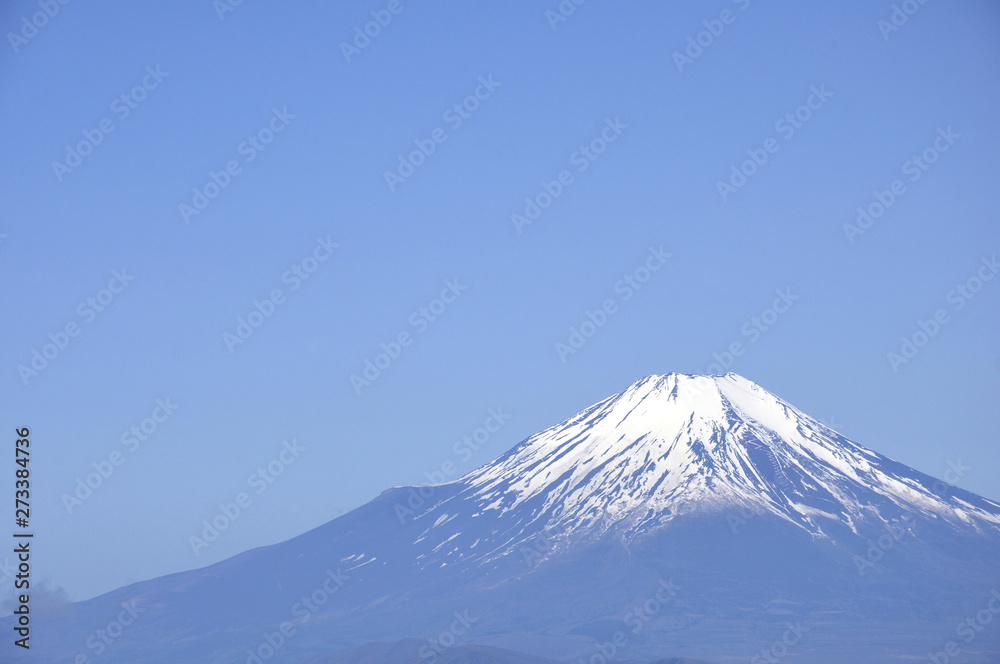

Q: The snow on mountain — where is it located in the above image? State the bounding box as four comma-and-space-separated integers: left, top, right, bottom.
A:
8, 373, 1000, 664
455, 373, 1000, 544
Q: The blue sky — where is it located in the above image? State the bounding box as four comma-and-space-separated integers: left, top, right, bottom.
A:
1, 0, 998, 603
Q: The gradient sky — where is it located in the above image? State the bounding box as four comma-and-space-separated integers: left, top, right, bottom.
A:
1, 0, 999, 604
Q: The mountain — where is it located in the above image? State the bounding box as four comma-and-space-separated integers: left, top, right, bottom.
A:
462, 372, 1000, 542
298, 639, 567, 664
7, 373, 1000, 664
298, 641, 717, 664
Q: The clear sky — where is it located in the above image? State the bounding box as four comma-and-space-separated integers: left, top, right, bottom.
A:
1, 0, 998, 604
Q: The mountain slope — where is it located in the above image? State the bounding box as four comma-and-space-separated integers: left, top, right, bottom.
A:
299, 639, 575, 664
7, 373, 1000, 664
458, 373, 1000, 549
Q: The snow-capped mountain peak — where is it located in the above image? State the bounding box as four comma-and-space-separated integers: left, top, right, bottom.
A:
459, 373, 1000, 541
18, 373, 1000, 664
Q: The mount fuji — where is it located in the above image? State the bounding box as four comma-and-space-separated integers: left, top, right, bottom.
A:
8, 373, 1000, 664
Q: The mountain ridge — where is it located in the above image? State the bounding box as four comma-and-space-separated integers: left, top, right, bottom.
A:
6, 372, 1000, 663
441, 373, 1000, 546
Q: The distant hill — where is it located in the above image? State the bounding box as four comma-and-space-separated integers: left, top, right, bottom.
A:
300, 638, 564, 664
301, 640, 717, 664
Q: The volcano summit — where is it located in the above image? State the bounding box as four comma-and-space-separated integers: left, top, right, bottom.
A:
8, 373, 1000, 664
